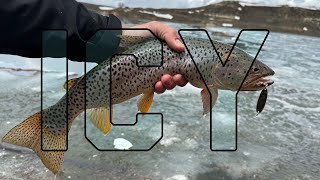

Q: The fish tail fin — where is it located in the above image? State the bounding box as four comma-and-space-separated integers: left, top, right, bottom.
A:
2, 109, 68, 174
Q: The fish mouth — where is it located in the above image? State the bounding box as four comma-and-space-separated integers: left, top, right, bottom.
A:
253, 76, 274, 87
241, 72, 274, 91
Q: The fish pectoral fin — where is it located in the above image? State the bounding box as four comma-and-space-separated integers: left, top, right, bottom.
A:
62, 77, 80, 90
89, 107, 112, 136
201, 87, 218, 115
137, 91, 154, 115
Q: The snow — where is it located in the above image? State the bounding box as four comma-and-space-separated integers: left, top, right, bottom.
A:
98, 6, 115, 10
114, 138, 133, 150
222, 23, 233, 27
139, 10, 173, 19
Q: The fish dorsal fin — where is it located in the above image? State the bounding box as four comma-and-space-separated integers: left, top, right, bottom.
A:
119, 35, 150, 47
201, 87, 218, 115
137, 91, 154, 114
62, 77, 80, 90
116, 35, 154, 53
88, 107, 112, 136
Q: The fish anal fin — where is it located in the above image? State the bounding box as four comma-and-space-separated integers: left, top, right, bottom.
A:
2, 111, 65, 175
201, 87, 218, 115
137, 92, 154, 115
89, 107, 112, 136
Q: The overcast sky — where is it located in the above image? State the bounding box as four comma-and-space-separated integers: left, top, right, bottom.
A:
78, 0, 318, 9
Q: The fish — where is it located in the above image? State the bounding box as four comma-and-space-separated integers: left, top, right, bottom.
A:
2, 36, 275, 174
256, 88, 268, 116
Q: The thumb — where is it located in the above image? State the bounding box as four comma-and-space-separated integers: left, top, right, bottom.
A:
163, 31, 185, 53
147, 21, 185, 52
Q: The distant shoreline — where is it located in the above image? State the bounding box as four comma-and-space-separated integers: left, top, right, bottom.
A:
84, 1, 320, 37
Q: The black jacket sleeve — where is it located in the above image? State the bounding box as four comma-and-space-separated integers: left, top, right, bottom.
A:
0, 0, 122, 63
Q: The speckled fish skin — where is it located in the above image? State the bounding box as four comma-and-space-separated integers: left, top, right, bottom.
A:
2, 36, 275, 174
7, 36, 276, 141
84, 37, 274, 106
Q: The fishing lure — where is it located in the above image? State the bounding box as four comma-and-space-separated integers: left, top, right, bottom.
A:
256, 88, 268, 116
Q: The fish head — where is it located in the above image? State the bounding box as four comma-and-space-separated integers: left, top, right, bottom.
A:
213, 48, 274, 91
240, 59, 275, 91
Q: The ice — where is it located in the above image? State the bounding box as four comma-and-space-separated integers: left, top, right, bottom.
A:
166, 175, 189, 180
113, 138, 133, 150
0, 71, 17, 81
184, 138, 198, 148
56, 71, 77, 79
30, 86, 41, 92
160, 137, 181, 146
0, 54, 40, 70
222, 23, 233, 27
0, 151, 7, 157
1, 23, 320, 179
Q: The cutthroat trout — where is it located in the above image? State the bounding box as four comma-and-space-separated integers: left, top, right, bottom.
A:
2, 36, 275, 174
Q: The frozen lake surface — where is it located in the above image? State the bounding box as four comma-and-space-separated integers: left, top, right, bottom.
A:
0, 23, 320, 179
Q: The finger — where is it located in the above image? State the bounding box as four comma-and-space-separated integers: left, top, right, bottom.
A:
161, 74, 176, 90
155, 81, 166, 94
163, 32, 185, 53
149, 22, 185, 52
172, 74, 188, 87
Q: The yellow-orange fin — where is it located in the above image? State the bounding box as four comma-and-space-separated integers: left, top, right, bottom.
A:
62, 77, 80, 90
2, 111, 66, 175
137, 92, 154, 115
88, 107, 112, 136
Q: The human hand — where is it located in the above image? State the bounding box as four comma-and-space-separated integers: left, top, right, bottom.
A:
125, 21, 188, 94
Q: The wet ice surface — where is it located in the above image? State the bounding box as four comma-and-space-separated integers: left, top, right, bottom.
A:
1, 24, 320, 179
